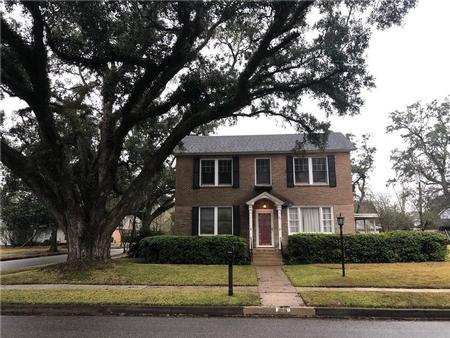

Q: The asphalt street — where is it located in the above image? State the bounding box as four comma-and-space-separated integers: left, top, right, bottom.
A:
1, 316, 449, 338
0, 248, 124, 271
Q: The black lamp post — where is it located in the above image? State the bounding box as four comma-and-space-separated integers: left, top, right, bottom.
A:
337, 213, 346, 277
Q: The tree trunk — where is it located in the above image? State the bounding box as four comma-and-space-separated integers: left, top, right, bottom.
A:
418, 179, 424, 230
355, 179, 366, 214
48, 224, 58, 253
63, 217, 113, 262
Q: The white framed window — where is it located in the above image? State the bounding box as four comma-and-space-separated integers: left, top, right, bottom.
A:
200, 159, 233, 186
293, 157, 328, 185
287, 206, 335, 234
255, 158, 271, 185
199, 206, 233, 235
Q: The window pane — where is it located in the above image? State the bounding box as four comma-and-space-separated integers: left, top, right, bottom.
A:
200, 208, 214, 235
312, 158, 327, 183
301, 208, 320, 232
218, 160, 232, 185
218, 207, 233, 235
355, 220, 365, 233
322, 207, 332, 232
294, 158, 309, 183
368, 220, 376, 232
289, 208, 299, 233
201, 160, 215, 185
256, 159, 271, 185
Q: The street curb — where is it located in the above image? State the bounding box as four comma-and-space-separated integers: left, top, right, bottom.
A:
243, 306, 315, 317
0, 304, 244, 317
315, 307, 450, 320
2, 304, 450, 319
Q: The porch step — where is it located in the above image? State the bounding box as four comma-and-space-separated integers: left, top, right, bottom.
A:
253, 248, 281, 254
252, 248, 283, 266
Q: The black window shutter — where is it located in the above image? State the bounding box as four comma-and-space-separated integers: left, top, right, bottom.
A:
232, 156, 240, 188
192, 207, 199, 235
233, 205, 240, 236
193, 158, 200, 189
327, 155, 337, 187
286, 155, 294, 187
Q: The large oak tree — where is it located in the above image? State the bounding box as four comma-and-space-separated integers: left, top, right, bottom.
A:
1, 1, 416, 262
388, 98, 450, 200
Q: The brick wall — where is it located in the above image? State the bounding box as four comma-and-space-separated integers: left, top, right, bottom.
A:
174, 152, 355, 246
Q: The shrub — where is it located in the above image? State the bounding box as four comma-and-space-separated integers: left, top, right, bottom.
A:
138, 235, 249, 264
128, 228, 163, 258
285, 231, 448, 264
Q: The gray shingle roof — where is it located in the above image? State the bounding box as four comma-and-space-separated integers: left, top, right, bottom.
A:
174, 132, 355, 155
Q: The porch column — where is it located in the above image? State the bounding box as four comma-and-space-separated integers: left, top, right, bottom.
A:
248, 205, 253, 250
277, 205, 282, 250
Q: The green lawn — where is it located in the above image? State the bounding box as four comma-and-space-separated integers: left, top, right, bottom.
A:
284, 262, 450, 288
1, 258, 257, 286
301, 291, 450, 309
0, 288, 259, 306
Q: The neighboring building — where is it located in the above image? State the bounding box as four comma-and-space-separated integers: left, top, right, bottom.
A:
439, 208, 450, 242
173, 133, 355, 251
112, 215, 142, 245
354, 213, 380, 233
439, 207, 450, 221
0, 224, 66, 246
34, 227, 66, 244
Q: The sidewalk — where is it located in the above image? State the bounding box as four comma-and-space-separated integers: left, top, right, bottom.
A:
256, 266, 304, 307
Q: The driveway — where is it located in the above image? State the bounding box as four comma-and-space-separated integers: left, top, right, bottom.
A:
0, 248, 124, 271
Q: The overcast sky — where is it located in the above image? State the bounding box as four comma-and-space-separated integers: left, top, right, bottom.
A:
217, 0, 450, 197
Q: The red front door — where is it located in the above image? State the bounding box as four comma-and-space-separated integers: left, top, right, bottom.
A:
258, 213, 272, 246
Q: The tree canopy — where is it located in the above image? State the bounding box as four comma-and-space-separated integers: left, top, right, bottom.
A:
0, 172, 57, 246
1, 0, 416, 261
348, 133, 376, 213
387, 98, 450, 203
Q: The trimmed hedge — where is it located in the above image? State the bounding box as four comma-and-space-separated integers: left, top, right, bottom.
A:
128, 229, 163, 258
285, 231, 448, 264
138, 235, 249, 264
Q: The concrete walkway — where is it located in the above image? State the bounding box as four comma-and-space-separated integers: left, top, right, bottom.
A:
297, 287, 450, 293
256, 266, 304, 307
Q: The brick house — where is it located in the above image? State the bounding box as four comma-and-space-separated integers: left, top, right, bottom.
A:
173, 133, 355, 253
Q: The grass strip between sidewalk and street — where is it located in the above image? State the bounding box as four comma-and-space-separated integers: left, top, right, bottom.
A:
0, 288, 260, 306
1, 258, 258, 286
284, 262, 450, 288
300, 291, 450, 309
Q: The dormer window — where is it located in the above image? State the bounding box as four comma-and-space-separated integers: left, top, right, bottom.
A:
255, 158, 271, 185
200, 159, 232, 186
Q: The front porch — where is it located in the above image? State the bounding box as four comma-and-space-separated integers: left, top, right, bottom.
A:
246, 191, 286, 251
